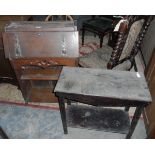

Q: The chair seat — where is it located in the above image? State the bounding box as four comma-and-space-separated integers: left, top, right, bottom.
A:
79, 45, 113, 69
83, 17, 114, 32
79, 45, 131, 71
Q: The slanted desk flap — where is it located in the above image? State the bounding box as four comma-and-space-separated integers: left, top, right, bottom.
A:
4, 21, 77, 32
3, 21, 79, 59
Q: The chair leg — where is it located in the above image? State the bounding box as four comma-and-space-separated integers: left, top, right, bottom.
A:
139, 48, 146, 67
100, 35, 103, 48
82, 27, 85, 45
133, 59, 138, 72
67, 99, 71, 105
129, 58, 138, 72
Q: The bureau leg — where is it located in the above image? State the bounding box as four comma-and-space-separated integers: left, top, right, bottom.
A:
58, 97, 68, 134
25, 102, 28, 105
126, 106, 143, 139
24, 98, 29, 106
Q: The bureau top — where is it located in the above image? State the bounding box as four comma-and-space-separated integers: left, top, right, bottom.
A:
4, 21, 77, 32
54, 67, 152, 104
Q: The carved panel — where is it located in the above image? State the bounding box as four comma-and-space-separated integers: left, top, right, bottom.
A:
21, 59, 58, 69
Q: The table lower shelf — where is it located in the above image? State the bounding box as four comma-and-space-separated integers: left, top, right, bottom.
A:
66, 105, 130, 134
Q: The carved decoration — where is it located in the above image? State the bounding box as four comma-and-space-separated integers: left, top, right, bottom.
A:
107, 15, 154, 70
21, 59, 58, 69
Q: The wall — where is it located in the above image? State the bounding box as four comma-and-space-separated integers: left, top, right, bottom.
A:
32, 15, 92, 31
141, 18, 155, 66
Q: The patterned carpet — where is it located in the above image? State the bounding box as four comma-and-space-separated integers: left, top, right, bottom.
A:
0, 103, 63, 138
0, 102, 147, 139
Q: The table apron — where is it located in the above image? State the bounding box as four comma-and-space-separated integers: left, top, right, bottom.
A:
55, 92, 148, 107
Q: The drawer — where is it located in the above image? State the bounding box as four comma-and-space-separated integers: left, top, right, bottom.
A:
10, 57, 78, 103
20, 67, 62, 81
10, 57, 78, 70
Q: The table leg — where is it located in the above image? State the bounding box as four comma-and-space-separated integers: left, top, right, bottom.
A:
126, 106, 143, 139
0, 126, 9, 139
58, 97, 68, 134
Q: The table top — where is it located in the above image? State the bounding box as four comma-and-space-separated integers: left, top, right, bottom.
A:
54, 67, 152, 103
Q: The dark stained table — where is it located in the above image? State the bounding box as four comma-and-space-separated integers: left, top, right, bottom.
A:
54, 67, 152, 138
0, 126, 8, 139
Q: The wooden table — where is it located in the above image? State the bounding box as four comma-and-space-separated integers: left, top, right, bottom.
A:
0, 126, 8, 139
54, 67, 152, 138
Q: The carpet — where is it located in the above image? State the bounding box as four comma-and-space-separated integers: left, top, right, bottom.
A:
67, 105, 130, 134
79, 35, 109, 56
0, 103, 63, 139
0, 102, 147, 139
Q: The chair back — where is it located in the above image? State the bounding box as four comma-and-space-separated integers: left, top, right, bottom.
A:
107, 15, 154, 69
120, 18, 144, 59
45, 15, 73, 21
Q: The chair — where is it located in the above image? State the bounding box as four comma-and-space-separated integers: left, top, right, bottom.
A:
81, 16, 122, 48
45, 15, 73, 21
79, 16, 154, 71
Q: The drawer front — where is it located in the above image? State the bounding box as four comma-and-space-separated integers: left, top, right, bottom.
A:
10, 57, 78, 103
10, 57, 78, 70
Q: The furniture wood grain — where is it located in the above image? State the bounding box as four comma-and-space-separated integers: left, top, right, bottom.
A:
55, 67, 151, 104
144, 48, 155, 138
0, 16, 32, 85
55, 67, 152, 138
3, 21, 79, 103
